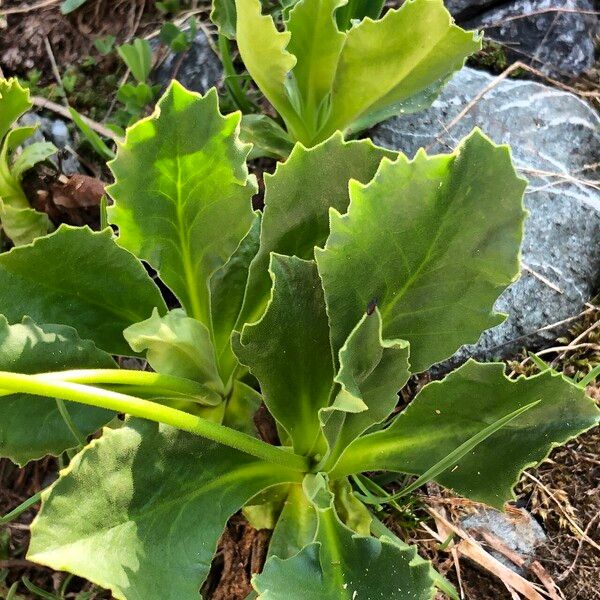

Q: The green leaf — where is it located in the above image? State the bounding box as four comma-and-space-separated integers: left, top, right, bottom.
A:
240, 133, 395, 326
69, 107, 115, 161
29, 419, 301, 600
212, 0, 237, 38
222, 379, 263, 436
334, 360, 600, 508
0, 80, 56, 246
0, 204, 52, 248
235, 255, 333, 456
285, 0, 345, 137
209, 213, 261, 383
234, 0, 480, 145
108, 82, 256, 327
0, 316, 115, 466
123, 308, 223, 392
0, 79, 31, 140
0, 226, 166, 356
93, 35, 116, 56
117, 39, 153, 84
319, 309, 410, 471
254, 478, 434, 599
318, 0, 481, 141
60, 0, 89, 14
11, 141, 56, 181
316, 130, 527, 372
235, 0, 304, 140
240, 114, 294, 160
335, 0, 385, 29
268, 483, 317, 560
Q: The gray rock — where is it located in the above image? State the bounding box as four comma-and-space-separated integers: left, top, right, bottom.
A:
19, 113, 81, 175
455, 0, 599, 76
371, 67, 600, 361
444, 0, 498, 19
153, 29, 223, 94
461, 508, 546, 572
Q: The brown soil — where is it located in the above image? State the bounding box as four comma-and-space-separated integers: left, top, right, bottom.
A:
0, 0, 162, 80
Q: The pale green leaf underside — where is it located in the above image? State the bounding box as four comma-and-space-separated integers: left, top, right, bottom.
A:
335, 360, 600, 508
240, 133, 395, 326
29, 420, 301, 600
254, 504, 434, 599
319, 308, 410, 470
108, 81, 255, 327
0, 316, 115, 466
316, 129, 527, 373
236, 255, 333, 456
0, 226, 166, 356
124, 308, 222, 391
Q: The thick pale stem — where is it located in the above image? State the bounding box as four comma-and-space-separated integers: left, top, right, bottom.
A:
0, 369, 221, 406
0, 371, 309, 472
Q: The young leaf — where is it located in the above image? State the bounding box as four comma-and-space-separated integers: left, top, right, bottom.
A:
333, 360, 600, 508
0, 80, 56, 246
209, 214, 261, 382
240, 133, 395, 325
335, 0, 385, 29
240, 114, 294, 160
235, 255, 333, 456
317, 0, 481, 141
0, 316, 115, 466
212, 0, 238, 38
254, 478, 434, 599
234, 0, 480, 146
123, 308, 223, 392
268, 483, 317, 560
117, 39, 153, 84
29, 419, 301, 600
0, 79, 31, 139
316, 129, 527, 372
235, 0, 304, 140
108, 82, 256, 327
69, 107, 115, 161
319, 309, 410, 470
0, 226, 166, 356
285, 0, 345, 136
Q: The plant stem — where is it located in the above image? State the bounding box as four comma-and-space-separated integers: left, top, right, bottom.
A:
55, 398, 86, 447
0, 371, 309, 472
0, 369, 221, 406
218, 34, 254, 113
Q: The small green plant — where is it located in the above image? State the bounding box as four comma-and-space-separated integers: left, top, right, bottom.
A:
160, 18, 198, 53
114, 39, 161, 128
211, 0, 482, 157
0, 79, 56, 248
0, 83, 598, 599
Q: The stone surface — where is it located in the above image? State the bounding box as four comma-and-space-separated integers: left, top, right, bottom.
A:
371, 67, 600, 361
19, 113, 81, 175
461, 508, 546, 572
153, 29, 222, 94
447, 0, 599, 76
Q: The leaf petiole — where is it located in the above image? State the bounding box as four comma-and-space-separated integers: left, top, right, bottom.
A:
0, 371, 309, 472
0, 369, 222, 406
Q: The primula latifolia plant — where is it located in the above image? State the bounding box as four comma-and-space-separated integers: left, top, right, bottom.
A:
211, 0, 482, 157
0, 79, 57, 247
0, 82, 598, 600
